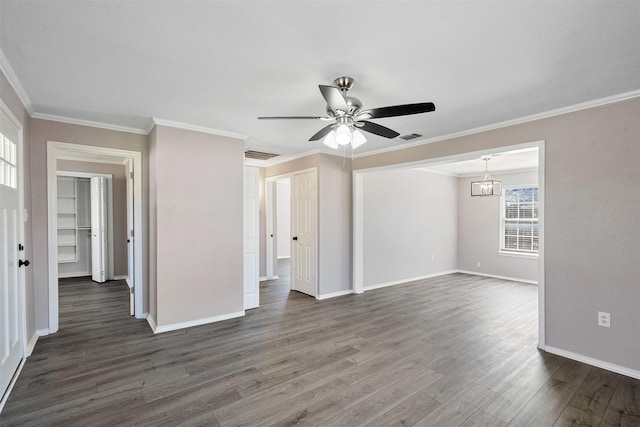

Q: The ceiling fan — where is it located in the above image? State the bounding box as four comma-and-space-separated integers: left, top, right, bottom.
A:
258, 76, 435, 149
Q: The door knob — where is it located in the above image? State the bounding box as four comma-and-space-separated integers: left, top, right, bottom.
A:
19, 259, 30, 268
292, 236, 298, 240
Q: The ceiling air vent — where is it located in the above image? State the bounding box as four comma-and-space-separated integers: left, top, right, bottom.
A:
399, 133, 422, 141
244, 150, 280, 161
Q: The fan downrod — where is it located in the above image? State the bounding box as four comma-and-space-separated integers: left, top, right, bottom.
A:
333, 76, 355, 91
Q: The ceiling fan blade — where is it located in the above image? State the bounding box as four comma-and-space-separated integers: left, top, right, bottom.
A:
319, 85, 348, 112
359, 102, 435, 119
358, 121, 400, 139
258, 116, 332, 120
309, 124, 335, 141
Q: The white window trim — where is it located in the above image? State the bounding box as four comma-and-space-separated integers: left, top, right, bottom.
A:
498, 250, 539, 259
499, 184, 539, 255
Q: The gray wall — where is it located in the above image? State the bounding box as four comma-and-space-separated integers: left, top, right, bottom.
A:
354, 97, 640, 372
149, 124, 244, 327
457, 170, 539, 282
363, 169, 458, 287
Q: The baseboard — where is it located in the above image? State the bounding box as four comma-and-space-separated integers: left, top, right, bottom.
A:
317, 290, 354, 300
152, 311, 245, 334
457, 270, 538, 285
36, 328, 50, 336
0, 358, 25, 414
544, 345, 640, 380
113, 275, 127, 281
146, 314, 157, 333
364, 270, 459, 291
26, 333, 39, 356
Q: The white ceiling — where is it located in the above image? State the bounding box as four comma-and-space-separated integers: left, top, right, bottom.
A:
1, 1, 639, 157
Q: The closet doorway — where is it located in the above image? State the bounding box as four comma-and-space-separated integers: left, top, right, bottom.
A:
56, 171, 115, 283
47, 141, 144, 334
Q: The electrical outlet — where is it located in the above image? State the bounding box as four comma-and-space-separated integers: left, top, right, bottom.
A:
476, 262, 481, 268
598, 311, 610, 328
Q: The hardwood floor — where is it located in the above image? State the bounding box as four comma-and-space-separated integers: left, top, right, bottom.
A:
1, 261, 639, 426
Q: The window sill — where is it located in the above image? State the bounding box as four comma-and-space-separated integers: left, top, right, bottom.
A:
498, 251, 538, 260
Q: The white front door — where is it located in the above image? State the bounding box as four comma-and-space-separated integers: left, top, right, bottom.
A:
0, 104, 24, 400
292, 169, 317, 297
243, 166, 260, 310
90, 176, 107, 283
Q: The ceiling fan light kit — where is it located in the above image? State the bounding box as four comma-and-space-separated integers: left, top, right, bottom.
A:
258, 76, 436, 150
335, 124, 352, 145
471, 156, 503, 197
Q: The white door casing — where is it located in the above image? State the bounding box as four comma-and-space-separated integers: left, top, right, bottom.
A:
292, 169, 317, 297
243, 166, 260, 310
47, 142, 145, 332
125, 158, 135, 315
90, 176, 107, 283
0, 102, 25, 402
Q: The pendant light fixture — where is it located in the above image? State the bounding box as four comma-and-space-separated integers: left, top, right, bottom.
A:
471, 156, 502, 196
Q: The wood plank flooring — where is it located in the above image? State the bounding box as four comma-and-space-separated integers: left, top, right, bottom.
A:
1, 261, 639, 426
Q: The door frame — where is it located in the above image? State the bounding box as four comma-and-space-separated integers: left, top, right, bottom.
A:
352, 140, 546, 349
46, 141, 144, 333
265, 168, 318, 295
125, 158, 135, 315
0, 98, 27, 412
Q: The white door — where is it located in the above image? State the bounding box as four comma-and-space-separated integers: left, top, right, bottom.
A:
0, 105, 24, 399
243, 166, 260, 310
90, 176, 107, 283
292, 170, 317, 297
125, 159, 135, 315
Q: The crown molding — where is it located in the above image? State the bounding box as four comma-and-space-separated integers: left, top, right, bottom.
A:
352, 89, 640, 159
151, 118, 248, 140
0, 47, 34, 115
32, 112, 148, 135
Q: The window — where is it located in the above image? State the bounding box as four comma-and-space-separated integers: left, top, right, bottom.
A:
0, 132, 17, 189
500, 186, 538, 254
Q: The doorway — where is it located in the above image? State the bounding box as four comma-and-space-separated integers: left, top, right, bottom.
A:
55, 171, 115, 283
46, 141, 144, 334
265, 168, 318, 298
353, 140, 546, 349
